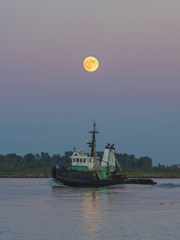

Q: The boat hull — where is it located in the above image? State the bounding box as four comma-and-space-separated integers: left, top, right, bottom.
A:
54, 168, 156, 187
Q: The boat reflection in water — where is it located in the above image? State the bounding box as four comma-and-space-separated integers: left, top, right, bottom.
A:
51, 184, 126, 239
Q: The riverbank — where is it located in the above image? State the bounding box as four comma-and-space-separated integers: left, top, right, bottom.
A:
0, 174, 51, 178
128, 174, 180, 178
0, 174, 180, 178
1, 169, 180, 178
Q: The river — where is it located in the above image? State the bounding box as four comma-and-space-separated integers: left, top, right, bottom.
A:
0, 178, 180, 240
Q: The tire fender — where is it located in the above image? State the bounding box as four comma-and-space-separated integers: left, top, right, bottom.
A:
52, 166, 56, 178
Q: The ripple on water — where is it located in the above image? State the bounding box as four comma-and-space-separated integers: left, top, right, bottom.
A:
0, 178, 180, 240
40, 178, 68, 187
155, 182, 180, 188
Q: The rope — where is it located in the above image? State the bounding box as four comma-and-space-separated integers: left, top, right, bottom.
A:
115, 155, 123, 172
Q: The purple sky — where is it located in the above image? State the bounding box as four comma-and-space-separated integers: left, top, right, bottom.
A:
0, 1, 180, 165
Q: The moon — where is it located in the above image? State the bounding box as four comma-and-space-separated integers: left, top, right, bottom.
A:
83, 56, 99, 72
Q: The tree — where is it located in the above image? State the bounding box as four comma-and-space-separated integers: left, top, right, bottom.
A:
35, 153, 40, 161
23, 153, 35, 163
52, 154, 61, 162
139, 156, 152, 169
41, 152, 51, 162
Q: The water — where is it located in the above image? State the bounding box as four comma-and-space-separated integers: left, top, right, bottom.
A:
1, 178, 180, 240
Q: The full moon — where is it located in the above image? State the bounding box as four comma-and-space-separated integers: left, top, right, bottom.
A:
83, 56, 99, 72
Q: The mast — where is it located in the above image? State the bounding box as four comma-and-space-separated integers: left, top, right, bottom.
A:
87, 122, 99, 157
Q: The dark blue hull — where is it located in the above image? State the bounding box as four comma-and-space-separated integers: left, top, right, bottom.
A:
54, 168, 156, 187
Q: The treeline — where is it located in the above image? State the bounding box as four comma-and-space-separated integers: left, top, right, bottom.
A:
0, 151, 154, 170
0, 152, 72, 170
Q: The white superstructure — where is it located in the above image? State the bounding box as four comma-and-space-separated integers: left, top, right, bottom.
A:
70, 146, 117, 171
70, 150, 101, 170
101, 145, 116, 168
69, 123, 121, 171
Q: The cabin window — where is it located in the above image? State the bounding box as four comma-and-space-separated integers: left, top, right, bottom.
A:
73, 159, 75, 162
77, 159, 79, 162
83, 159, 86, 163
93, 159, 95, 163
90, 159, 91, 163
80, 159, 82, 163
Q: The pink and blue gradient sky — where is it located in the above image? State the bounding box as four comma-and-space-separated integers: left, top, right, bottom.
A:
0, 1, 180, 165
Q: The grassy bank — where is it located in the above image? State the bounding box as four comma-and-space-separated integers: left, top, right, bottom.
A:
0, 169, 51, 175
123, 169, 180, 176
1, 168, 180, 176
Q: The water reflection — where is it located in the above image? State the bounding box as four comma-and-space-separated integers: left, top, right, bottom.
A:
51, 187, 101, 239
81, 189, 100, 239
2, 179, 180, 240
51, 185, 126, 239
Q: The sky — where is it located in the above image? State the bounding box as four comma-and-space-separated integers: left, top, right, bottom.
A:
0, 0, 180, 166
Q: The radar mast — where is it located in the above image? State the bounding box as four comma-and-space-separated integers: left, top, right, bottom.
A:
86, 122, 99, 158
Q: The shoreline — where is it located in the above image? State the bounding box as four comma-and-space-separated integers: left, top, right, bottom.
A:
0, 174, 180, 178
0, 174, 52, 178
128, 175, 180, 178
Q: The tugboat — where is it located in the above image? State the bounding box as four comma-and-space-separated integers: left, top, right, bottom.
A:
52, 123, 156, 187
